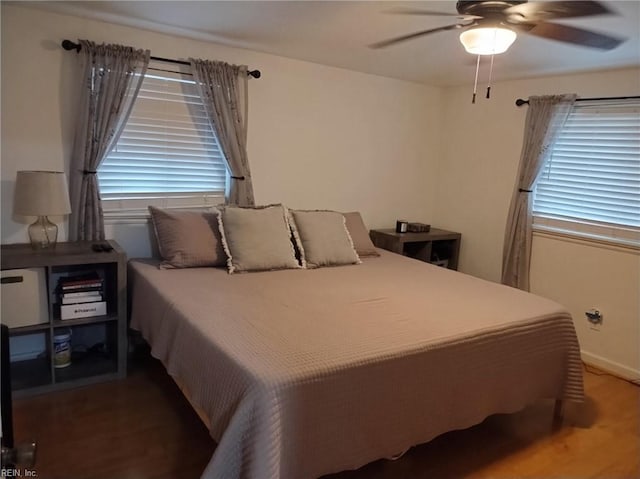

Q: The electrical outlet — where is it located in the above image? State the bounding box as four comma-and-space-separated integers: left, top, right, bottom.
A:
586, 309, 603, 331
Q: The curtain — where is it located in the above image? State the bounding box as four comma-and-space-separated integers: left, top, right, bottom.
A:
69, 40, 149, 241
190, 59, 254, 206
501, 94, 576, 290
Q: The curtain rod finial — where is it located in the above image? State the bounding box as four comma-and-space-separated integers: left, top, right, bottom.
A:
62, 39, 81, 52
515, 98, 529, 107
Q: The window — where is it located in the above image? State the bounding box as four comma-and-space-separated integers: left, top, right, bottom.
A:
533, 100, 640, 247
99, 65, 227, 218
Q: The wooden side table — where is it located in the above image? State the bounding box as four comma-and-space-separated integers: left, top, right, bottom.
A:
369, 228, 461, 270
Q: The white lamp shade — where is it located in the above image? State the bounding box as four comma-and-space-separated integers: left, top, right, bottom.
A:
460, 27, 517, 55
14, 170, 71, 216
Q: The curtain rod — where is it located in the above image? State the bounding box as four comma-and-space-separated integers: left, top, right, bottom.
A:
61, 39, 261, 79
515, 95, 639, 107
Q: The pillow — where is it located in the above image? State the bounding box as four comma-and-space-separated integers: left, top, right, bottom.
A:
148, 206, 226, 269
289, 210, 361, 269
218, 204, 300, 273
342, 211, 380, 257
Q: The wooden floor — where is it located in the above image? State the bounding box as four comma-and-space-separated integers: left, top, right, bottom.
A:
12, 355, 640, 479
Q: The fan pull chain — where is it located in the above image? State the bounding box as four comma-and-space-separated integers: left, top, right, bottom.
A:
472, 55, 480, 104
486, 53, 495, 99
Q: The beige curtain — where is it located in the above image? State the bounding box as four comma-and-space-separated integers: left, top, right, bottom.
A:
501, 94, 576, 290
69, 40, 149, 241
190, 59, 254, 206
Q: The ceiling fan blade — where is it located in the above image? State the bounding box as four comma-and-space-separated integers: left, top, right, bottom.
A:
369, 24, 463, 49
505, 1, 613, 22
515, 22, 624, 50
384, 8, 462, 17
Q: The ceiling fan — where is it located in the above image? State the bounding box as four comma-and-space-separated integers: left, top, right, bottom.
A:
370, 0, 625, 52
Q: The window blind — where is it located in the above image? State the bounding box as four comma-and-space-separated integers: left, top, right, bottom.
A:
99, 70, 227, 204
533, 101, 640, 234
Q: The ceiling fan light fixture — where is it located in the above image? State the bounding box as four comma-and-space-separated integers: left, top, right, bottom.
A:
459, 27, 517, 55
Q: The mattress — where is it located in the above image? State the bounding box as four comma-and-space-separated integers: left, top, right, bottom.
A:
129, 250, 584, 479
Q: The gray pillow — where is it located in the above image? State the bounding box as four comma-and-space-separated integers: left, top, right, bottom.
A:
148, 206, 226, 269
218, 204, 300, 273
289, 210, 361, 269
343, 211, 380, 257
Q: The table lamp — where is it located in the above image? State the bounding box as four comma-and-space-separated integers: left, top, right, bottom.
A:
14, 171, 71, 249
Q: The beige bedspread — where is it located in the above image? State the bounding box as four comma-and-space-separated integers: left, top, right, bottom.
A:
129, 250, 583, 479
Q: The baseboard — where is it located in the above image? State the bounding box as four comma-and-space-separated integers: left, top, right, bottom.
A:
581, 350, 640, 382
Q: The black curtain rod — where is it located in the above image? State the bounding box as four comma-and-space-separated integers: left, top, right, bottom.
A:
515, 95, 639, 107
61, 39, 261, 79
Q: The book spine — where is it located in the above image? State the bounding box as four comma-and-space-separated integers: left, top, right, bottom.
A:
61, 282, 103, 291
61, 295, 103, 305
58, 285, 102, 294
59, 278, 102, 286
62, 291, 102, 299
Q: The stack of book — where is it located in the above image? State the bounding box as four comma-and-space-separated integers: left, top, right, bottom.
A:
58, 272, 107, 320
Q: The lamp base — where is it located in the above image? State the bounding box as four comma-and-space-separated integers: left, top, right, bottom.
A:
29, 216, 58, 249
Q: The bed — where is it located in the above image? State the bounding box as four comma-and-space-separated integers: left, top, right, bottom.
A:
129, 249, 584, 479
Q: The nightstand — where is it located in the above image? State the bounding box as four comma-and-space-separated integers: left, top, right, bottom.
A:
0, 240, 127, 397
369, 228, 461, 270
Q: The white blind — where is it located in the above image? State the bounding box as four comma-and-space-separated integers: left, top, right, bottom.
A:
533, 101, 640, 232
99, 70, 227, 201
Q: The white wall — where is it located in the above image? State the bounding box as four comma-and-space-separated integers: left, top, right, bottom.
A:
436, 68, 640, 379
531, 234, 639, 379
1, 4, 443, 254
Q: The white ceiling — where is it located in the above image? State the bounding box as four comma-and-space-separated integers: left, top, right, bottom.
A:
31, 1, 640, 86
